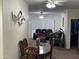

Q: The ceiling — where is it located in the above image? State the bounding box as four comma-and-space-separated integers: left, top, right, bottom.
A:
25, 0, 79, 12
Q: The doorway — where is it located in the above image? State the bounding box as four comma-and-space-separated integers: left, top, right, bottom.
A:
71, 19, 79, 48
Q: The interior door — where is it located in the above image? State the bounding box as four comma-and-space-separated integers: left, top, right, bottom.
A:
78, 22, 79, 49
71, 19, 79, 48
76, 20, 79, 49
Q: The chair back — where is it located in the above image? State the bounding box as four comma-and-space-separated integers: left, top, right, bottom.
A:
39, 36, 46, 43
23, 38, 28, 48
49, 38, 53, 51
36, 29, 42, 33
42, 29, 47, 34
27, 47, 38, 59
47, 29, 53, 33
19, 39, 38, 59
49, 37, 54, 59
18, 40, 25, 56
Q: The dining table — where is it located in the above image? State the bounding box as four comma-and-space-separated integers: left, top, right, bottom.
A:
37, 42, 50, 59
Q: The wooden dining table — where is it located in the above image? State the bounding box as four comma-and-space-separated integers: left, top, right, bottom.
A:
37, 42, 50, 59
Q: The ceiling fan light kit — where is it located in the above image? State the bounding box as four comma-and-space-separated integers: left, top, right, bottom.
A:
46, 0, 56, 8
39, 15, 44, 19
46, 3, 52, 8
51, 3, 56, 8
39, 10, 44, 19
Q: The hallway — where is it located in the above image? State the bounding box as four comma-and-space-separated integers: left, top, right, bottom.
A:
1, 0, 79, 59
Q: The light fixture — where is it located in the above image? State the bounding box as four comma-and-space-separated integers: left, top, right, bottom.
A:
39, 15, 44, 19
39, 10, 44, 19
51, 3, 56, 8
46, 3, 52, 8
46, 0, 56, 8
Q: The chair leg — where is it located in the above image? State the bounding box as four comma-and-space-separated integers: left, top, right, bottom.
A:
44, 54, 46, 59
50, 53, 52, 59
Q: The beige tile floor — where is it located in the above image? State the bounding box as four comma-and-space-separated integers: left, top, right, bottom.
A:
53, 47, 79, 59
28, 39, 79, 59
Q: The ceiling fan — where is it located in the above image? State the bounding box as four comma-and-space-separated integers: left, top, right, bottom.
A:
44, 0, 65, 8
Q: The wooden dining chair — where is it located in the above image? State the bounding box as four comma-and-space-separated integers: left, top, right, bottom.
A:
49, 38, 54, 59
23, 38, 28, 48
46, 37, 54, 59
23, 38, 38, 59
19, 40, 27, 59
27, 47, 38, 59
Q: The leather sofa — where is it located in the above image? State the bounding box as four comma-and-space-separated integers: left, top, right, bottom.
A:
33, 29, 53, 40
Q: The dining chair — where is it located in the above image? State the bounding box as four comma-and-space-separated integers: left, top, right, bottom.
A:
49, 38, 54, 59
23, 38, 38, 59
23, 38, 28, 48
46, 37, 54, 59
27, 47, 38, 59
19, 40, 27, 59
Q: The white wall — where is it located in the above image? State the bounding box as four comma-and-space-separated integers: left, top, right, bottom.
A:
29, 13, 63, 38
67, 9, 79, 49
27, 20, 32, 38
61, 9, 79, 49
3, 0, 29, 59
68, 9, 79, 19
0, 0, 3, 59
30, 13, 63, 31
55, 9, 79, 49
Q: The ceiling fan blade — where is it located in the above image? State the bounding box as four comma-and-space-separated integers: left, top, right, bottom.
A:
54, 1, 65, 2
54, 3, 63, 5
54, 1, 66, 5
